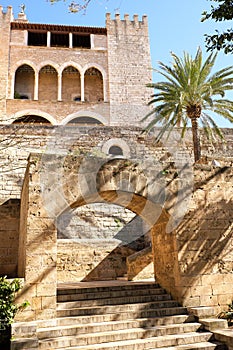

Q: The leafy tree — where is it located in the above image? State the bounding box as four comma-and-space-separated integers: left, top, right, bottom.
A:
201, 0, 233, 54
47, 0, 93, 13
142, 48, 233, 162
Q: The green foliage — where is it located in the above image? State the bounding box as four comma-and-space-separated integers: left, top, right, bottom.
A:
201, 0, 233, 54
47, 0, 92, 13
0, 277, 29, 330
218, 300, 233, 323
142, 48, 233, 161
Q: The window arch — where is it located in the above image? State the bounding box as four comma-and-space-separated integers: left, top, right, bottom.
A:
108, 145, 123, 156
102, 139, 131, 158
62, 66, 81, 102
84, 67, 103, 102
67, 116, 103, 126
12, 115, 51, 125
14, 64, 35, 100
39, 65, 58, 101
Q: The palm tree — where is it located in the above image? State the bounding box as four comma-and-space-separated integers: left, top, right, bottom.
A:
142, 48, 233, 162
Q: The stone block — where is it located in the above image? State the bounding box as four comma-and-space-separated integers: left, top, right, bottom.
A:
199, 318, 228, 331
188, 306, 216, 318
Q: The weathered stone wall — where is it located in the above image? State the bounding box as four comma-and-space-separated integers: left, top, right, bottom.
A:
0, 199, 20, 277
0, 125, 232, 201
57, 240, 135, 282
151, 165, 233, 312
13, 151, 233, 322
6, 100, 110, 124
106, 14, 152, 125
16, 157, 57, 322
0, 6, 12, 119
56, 203, 154, 281
57, 203, 136, 240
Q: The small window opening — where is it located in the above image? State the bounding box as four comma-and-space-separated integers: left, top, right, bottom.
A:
73, 96, 81, 102
28, 31, 47, 46
73, 34, 91, 48
109, 146, 123, 156
51, 32, 69, 48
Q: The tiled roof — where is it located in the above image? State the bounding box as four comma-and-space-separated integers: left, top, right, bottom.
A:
11, 22, 107, 35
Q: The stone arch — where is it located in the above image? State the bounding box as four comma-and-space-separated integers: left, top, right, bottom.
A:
61, 111, 108, 125
14, 64, 35, 100
61, 65, 81, 102
83, 65, 105, 102
12, 110, 57, 125
39, 64, 58, 101
59, 61, 82, 76
37, 61, 59, 73
18, 153, 180, 321
102, 138, 131, 158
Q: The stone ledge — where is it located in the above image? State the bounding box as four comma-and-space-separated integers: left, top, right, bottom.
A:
214, 329, 233, 348
11, 337, 38, 350
199, 318, 228, 331
188, 306, 216, 318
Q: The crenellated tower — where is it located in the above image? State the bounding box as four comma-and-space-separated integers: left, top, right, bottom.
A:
106, 13, 152, 126
0, 6, 13, 120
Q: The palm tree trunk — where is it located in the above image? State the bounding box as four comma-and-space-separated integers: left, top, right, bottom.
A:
190, 117, 201, 162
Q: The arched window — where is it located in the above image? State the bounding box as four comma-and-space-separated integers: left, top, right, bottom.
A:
67, 116, 103, 126
84, 67, 103, 102
109, 146, 123, 156
62, 66, 81, 102
39, 65, 58, 101
14, 64, 35, 100
12, 115, 51, 125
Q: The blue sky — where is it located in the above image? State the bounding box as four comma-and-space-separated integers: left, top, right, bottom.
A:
1, 0, 233, 126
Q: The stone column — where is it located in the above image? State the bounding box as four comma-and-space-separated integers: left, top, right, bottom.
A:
81, 72, 85, 102
34, 72, 39, 100
69, 32, 73, 48
47, 31, 51, 47
58, 73, 62, 101
16, 154, 57, 322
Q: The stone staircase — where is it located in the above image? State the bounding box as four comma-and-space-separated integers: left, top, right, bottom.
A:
35, 281, 226, 350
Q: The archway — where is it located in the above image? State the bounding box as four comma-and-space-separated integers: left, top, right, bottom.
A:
12, 115, 51, 125
14, 64, 35, 100
62, 66, 81, 102
84, 67, 103, 102
67, 116, 103, 125
39, 65, 58, 100
57, 202, 152, 282
17, 153, 178, 321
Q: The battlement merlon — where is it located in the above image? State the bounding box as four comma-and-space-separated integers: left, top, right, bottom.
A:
106, 12, 149, 34
0, 5, 13, 21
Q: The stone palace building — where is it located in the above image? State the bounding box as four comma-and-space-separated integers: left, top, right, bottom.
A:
0, 4, 233, 349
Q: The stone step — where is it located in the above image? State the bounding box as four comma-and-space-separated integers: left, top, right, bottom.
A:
152, 342, 226, 349
57, 292, 172, 307
38, 318, 198, 339
56, 313, 194, 327
57, 282, 160, 296
57, 286, 166, 302
57, 305, 188, 318
39, 331, 213, 350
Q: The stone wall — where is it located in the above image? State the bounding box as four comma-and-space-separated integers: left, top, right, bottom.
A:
0, 199, 20, 277
151, 165, 233, 312
106, 14, 152, 125
12, 150, 233, 322
0, 125, 232, 202
0, 6, 12, 120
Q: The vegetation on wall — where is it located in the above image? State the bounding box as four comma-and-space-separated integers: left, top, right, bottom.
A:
0, 277, 29, 346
